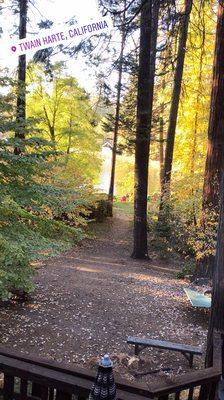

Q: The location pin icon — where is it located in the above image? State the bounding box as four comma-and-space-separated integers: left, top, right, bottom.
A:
11, 46, 17, 52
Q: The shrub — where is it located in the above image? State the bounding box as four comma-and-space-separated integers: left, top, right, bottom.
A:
0, 236, 34, 300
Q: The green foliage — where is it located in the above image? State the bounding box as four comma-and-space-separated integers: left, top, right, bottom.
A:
0, 137, 86, 300
176, 260, 196, 279
89, 197, 111, 222
26, 62, 103, 186
0, 66, 103, 300
0, 235, 34, 301
151, 199, 194, 257
149, 191, 217, 276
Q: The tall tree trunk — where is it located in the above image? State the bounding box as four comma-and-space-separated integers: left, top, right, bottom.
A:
158, 0, 192, 218
206, 173, 224, 369
108, 1, 126, 216
159, 104, 164, 188
150, 0, 160, 92
132, 0, 159, 259
14, 0, 28, 155
190, 23, 205, 227
201, 1, 224, 212
205, 0, 224, 367
196, 1, 224, 279
202, 86, 224, 212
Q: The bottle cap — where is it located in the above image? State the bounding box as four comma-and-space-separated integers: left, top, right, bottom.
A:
100, 354, 113, 368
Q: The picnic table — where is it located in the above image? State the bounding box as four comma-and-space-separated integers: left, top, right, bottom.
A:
184, 288, 211, 308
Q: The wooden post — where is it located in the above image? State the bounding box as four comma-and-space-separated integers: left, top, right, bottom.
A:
3, 375, 14, 400
206, 0, 224, 367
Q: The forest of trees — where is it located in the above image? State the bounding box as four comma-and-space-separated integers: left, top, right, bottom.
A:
1, 0, 224, 395
0, 0, 106, 300
0, 0, 223, 345
99, 0, 221, 277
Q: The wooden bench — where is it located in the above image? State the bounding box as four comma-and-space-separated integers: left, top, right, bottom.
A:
127, 336, 203, 368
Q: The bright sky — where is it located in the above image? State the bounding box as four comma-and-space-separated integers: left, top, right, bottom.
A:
37, 0, 99, 23
0, 0, 115, 93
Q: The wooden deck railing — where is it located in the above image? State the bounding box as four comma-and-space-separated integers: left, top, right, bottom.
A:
0, 332, 222, 400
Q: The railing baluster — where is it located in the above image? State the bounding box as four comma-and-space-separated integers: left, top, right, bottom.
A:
40, 386, 49, 400
56, 390, 72, 399
188, 386, 194, 400
49, 387, 55, 400
20, 378, 28, 397
32, 382, 49, 399
198, 383, 210, 400
208, 382, 218, 400
32, 382, 42, 396
3, 374, 14, 400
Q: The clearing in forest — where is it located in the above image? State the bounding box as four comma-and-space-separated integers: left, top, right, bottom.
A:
0, 204, 209, 385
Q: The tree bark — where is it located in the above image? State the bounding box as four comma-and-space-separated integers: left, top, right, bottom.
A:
67, 117, 72, 155
202, 2, 224, 214
205, 0, 224, 367
159, 104, 164, 188
14, 0, 28, 155
150, 0, 160, 85
43, 105, 56, 149
190, 23, 205, 227
206, 171, 224, 368
195, 1, 224, 278
108, 0, 126, 216
132, 0, 159, 259
158, 0, 192, 216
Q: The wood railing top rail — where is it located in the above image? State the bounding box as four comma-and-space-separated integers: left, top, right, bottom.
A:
0, 354, 91, 394
0, 350, 152, 398
149, 366, 221, 396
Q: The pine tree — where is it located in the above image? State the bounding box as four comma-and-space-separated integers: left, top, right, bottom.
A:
158, 0, 193, 221
108, 0, 127, 216
14, 0, 28, 155
132, 0, 153, 259
199, 0, 224, 279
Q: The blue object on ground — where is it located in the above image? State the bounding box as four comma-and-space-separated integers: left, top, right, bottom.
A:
100, 354, 113, 368
184, 288, 211, 308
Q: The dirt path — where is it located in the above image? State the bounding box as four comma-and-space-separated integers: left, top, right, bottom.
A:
0, 206, 209, 384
